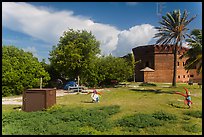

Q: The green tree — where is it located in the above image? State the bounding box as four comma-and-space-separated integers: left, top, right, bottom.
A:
2, 46, 50, 96
49, 29, 100, 85
80, 57, 100, 87
40, 59, 62, 88
97, 55, 132, 86
180, 29, 202, 74
122, 53, 134, 81
154, 9, 196, 87
122, 53, 141, 82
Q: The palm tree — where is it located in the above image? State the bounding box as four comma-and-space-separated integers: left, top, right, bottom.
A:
180, 29, 202, 74
154, 9, 196, 87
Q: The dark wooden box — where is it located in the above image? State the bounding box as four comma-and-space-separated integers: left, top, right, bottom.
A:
22, 88, 56, 112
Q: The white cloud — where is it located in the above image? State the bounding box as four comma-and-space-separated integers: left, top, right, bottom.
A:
22, 46, 39, 58
2, 2, 157, 57
22, 46, 50, 62
112, 24, 158, 56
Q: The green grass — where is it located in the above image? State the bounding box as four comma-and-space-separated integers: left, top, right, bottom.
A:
2, 82, 202, 135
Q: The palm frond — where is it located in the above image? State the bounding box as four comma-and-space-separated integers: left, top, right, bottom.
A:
160, 17, 175, 30
196, 60, 202, 74
166, 12, 176, 26
184, 15, 197, 26
180, 10, 188, 25
177, 10, 181, 26
185, 54, 202, 70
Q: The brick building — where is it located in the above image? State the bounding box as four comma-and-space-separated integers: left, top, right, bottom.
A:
132, 44, 202, 83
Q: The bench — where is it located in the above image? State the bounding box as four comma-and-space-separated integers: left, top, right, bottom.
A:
68, 86, 84, 92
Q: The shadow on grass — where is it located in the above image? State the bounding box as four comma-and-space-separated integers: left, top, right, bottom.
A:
168, 103, 189, 109
13, 106, 22, 110
130, 89, 175, 94
81, 101, 96, 103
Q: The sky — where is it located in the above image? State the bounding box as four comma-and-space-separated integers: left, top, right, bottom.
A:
2, 2, 202, 63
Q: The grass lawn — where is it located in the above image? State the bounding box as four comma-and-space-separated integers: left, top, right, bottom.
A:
2, 82, 202, 135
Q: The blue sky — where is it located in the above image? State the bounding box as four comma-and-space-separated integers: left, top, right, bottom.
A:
2, 2, 202, 63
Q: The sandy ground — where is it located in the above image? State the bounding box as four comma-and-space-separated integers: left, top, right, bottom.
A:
2, 89, 104, 105
2, 90, 66, 105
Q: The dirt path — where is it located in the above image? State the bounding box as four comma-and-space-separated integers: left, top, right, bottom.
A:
2, 90, 71, 105
2, 89, 104, 105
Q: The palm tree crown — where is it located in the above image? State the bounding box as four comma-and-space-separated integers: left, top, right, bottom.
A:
154, 9, 196, 87
180, 29, 202, 74
154, 9, 197, 46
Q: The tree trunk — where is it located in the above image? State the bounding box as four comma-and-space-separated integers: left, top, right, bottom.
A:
131, 52, 136, 82
40, 77, 43, 89
172, 44, 178, 87
77, 75, 80, 93
77, 75, 80, 86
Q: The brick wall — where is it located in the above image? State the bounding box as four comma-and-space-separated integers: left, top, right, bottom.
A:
132, 45, 201, 83
153, 53, 174, 82
133, 45, 154, 82
177, 55, 190, 83
189, 69, 202, 83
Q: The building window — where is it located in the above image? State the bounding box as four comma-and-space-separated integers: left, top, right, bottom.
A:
145, 61, 149, 67
183, 75, 185, 78
183, 62, 185, 66
177, 62, 179, 66
178, 75, 180, 79
190, 75, 194, 77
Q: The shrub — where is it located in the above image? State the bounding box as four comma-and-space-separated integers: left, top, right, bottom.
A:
182, 124, 202, 133
2, 45, 50, 97
116, 113, 162, 132
2, 111, 60, 135
2, 105, 120, 135
79, 126, 102, 135
152, 111, 177, 121
97, 105, 120, 116
47, 121, 82, 135
63, 106, 120, 132
183, 110, 202, 118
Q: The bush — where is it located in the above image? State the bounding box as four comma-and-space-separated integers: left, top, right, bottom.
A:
183, 110, 202, 118
2, 45, 50, 97
97, 105, 120, 116
116, 113, 162, 132
182, 124, 202, 133
152, 111, 177, 121
2, 105, 120, 135
116, 111, 178, 133
62, 106, 120, 132
2, 111, 60, 135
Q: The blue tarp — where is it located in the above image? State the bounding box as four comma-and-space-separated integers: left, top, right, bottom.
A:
63, 81, 77, 90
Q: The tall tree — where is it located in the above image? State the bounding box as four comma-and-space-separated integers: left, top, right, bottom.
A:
180, 29, 202, 74
2, 46, 50, 96
49, 29, 100, 85
97, 55, 132, 85
122, 53, 141, 82
122, 53, 134, 81
154, 9, 196, 87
